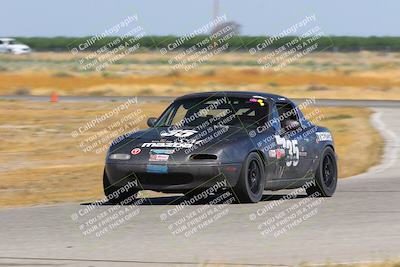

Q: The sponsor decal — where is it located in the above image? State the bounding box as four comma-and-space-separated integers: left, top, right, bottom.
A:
160, 129, 198, 138
150, 149, 175, 155
131, 148, 141, 155
268, 149, 277, 158
299, 146, 307, 157
269, 148, 286, 159
299, 151, 308, 157
249, 98, 265, 106
276, 148, 285, 159
149, 148, 174, 161
316, 132, 332, 142
142, 142, 193, 148
149, 154, 169, 162
146, 164, 168, 173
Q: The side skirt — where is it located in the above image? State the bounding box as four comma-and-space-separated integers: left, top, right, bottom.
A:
265, 178, 314, 191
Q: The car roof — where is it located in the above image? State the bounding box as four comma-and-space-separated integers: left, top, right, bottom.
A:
175, 91, 290, 102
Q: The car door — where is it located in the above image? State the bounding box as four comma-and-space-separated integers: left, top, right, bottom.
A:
275, 101, 314, 179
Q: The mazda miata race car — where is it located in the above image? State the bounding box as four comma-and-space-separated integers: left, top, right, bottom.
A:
103, 91, 337, 203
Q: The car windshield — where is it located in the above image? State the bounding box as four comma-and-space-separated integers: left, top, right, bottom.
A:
155, 96, 270, 128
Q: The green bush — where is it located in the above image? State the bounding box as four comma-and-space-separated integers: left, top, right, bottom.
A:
12, 36, 400, 52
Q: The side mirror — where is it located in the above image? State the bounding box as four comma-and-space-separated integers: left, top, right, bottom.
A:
147, 117, 157, 127
283, 119, 301, 132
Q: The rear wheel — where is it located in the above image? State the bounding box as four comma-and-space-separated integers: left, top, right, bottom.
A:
232, 152, 265, 203
306, 147, 337, 197
103, 169, 139, 204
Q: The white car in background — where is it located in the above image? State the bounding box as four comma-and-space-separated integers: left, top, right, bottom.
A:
0, 38, 31, 54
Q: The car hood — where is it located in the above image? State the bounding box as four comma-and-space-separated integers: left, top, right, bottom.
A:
107, 126, 251, 164
125, 126, 249, 143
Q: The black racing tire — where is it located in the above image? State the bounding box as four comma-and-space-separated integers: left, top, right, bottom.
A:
232, 152, 266, 203
306, 147, 338, 197
103, 169, 139, 204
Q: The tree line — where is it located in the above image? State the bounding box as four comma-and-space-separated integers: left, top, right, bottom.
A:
14, 36, 400, 52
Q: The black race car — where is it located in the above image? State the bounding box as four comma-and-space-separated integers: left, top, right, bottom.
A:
104, 91, 337, 203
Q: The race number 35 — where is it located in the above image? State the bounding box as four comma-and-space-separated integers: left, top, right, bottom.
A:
275, 136, 299, 166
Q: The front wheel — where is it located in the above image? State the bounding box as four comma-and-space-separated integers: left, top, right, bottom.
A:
306, 147, 338, 197
232, 152, 266, 203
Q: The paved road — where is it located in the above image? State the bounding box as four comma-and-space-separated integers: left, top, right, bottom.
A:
2, 94, 400, 107
0, 107, 399, 266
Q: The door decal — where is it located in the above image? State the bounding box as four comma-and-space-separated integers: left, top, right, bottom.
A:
275, 135, 300, 167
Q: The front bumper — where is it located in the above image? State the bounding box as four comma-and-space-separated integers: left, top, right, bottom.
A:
105, 162, 242, 193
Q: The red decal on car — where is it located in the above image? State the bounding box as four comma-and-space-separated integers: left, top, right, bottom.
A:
131, 148, 141, 155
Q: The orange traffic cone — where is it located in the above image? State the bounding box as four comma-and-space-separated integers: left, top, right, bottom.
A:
50, 92, 58, 103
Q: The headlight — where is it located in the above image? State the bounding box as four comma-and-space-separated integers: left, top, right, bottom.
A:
109, 154, 131, 160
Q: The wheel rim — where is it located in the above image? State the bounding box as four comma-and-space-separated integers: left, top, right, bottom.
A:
322, 154, 336, 188
247, 160, 261, 194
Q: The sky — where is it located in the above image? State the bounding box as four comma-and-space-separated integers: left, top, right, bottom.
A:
0, 0, 399, 37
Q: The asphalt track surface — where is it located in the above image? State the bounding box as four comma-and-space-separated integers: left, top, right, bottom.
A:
0, 99, 399, 266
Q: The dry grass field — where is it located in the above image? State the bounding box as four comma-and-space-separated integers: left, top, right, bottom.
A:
0, 51, 400, 99
0, 100, 382, 208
